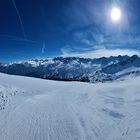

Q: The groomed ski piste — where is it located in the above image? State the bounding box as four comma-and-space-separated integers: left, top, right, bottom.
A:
0, 73, 140, 140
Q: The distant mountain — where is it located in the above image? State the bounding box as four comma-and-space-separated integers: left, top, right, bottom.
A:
0, 55, 140, 83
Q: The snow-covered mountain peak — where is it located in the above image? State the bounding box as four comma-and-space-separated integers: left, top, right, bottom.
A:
0, 55, 139, 83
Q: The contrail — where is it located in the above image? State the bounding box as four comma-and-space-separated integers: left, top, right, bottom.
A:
42, 42, 46, 54
11, 0, 27, 39
0, 34, 39, 44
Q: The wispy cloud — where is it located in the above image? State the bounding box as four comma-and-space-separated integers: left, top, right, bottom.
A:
61, 28, 140, 58
72, 27, 140, 49
60, 0, 140, 59
61, 48, 140, 58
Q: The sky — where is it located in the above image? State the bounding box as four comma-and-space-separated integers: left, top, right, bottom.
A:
0, 0, 140, 62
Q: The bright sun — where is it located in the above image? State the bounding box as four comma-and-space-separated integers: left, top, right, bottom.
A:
111, 7, 122, 22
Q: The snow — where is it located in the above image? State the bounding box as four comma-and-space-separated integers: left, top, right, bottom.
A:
116, 67, 140, 76
0, 73, 140, 140
1, 55, 140, 83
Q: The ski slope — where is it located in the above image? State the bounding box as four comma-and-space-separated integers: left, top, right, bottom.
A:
0, 73, 140, 140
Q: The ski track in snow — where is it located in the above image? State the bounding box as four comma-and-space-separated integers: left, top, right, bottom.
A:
0, 73, 140, 140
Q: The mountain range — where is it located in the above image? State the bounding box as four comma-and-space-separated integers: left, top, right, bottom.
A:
0, 55, 140, 83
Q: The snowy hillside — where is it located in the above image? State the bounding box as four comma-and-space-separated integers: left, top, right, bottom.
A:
1, 55, 140, 83
0, 73, 140, 140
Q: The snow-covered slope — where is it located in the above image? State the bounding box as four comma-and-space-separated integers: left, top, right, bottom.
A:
1, 55, 140, 83
0, 73, 140, 140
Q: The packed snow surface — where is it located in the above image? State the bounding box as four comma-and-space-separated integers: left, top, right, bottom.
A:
0, 73, 140, 140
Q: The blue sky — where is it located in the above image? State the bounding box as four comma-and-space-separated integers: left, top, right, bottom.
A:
0, 0, 140, 62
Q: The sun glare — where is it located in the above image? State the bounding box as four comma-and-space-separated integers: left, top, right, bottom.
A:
111, 7, 122, 22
